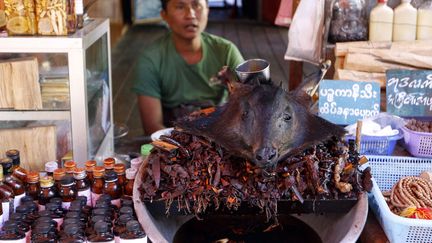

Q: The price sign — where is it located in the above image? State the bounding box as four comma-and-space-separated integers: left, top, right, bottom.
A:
318, 80, 380, 125
387, 70, 432, 117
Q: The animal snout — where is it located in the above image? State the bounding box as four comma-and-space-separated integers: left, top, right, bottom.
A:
255, 147, 278, 165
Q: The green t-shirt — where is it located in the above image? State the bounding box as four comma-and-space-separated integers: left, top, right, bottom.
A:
132, 32, 244, 108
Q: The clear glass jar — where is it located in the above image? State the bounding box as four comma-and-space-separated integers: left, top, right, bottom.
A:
0, 0, 5, 32
329, 0, 368, 43
35, 0, 67, 35
4, 0, 37, 35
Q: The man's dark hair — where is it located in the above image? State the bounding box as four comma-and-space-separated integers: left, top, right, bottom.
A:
161, 0, 208, 11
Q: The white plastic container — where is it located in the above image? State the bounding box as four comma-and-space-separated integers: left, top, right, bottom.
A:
369, 0, 394, 41
417, 1, 432, 40
393, 0, 417, 41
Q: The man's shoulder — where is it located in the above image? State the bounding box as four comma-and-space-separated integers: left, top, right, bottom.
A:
142, 33, 172, 57
202, 32, 235, 48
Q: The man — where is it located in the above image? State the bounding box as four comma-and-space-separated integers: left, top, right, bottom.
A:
132, 0, 244, 135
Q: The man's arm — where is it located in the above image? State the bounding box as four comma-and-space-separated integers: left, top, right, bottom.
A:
137, 95, 165, 135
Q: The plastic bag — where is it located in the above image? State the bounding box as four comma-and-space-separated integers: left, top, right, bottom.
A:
344, 113, 407, 137
284, 0, 325, 65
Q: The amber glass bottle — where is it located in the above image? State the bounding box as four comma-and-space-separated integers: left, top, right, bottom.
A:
73, 168, 91, 206
59, 175, 77, 209
103, 171, 122, 208
114, 163, 126, 188
6, 149, 28, 183
64, 161, 77, 175
2, 158, 25, 210
44, 161, 58, 177
103, 157, 115, 172
38, 176, 57, 210
114, 214, 133, 243
124, 168, 137, 197
119, 220, 146, 241
0, 222, 26, 241
88, 221, 114, 243
53, 168, 66, 191
91, 166, 105, 207
26, 171, 40, 201
0, 165, 14, 223
85, 160, 97, 183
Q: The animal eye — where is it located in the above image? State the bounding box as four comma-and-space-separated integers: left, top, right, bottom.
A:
283, 113, 292, 122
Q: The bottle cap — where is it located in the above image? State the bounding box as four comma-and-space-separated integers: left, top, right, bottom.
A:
40, 176, 55, 187
85, 160, 97, 171
94, 221, 109, 233
125, 168, 137, 180
130, 157, 143, 170
15, 204, 30, 214
26, 171, 40, 183
119, 206, 134, 215
50, 197, 63, 206
45, 202, 60, 211
73, 167, 87, 180
103, 157, 115, 170
60, 175, 75, 186
93, 166, 105, 178
45, 161, 58, 173
92, 208, 109, 216
65, 211, 81, 219
5, 149, 19, 159
126, 220, 142, 232
114, 163, 126, 174
141, 144, 153, 156
104, 170, 118, 181
118, 214, 133, 225
0, 157, 13, 174
53, 168, 66, 181
64, 161, 77, 173
64, 224, 80, 235
38, 211, 52, 218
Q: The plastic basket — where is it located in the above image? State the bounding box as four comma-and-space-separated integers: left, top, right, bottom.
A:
402, 126, 432, 158
345, 133, 403, 156
367, 155, 432, 243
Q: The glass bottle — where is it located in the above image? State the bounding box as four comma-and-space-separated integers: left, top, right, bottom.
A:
329, 0, 368, 43
75, 0, 84, 29
44, 161, 58, 177
73, 168, 91, 206
33, 215, 58, 233
103, 171, 122, 208
417, 0, 432, 40
119, 220, 147, 242
88, 221, 115, 243
9, 211, 31, 240
0, 164, 14, 223
393, 0, 417, 41
114, 214, 133, 243
118, 206, 135, 218
124, 168, 137, 197
38, 176, 57, 211
53, 168, 66, 191
35, 0, 68, 35
59, 175, 77, 209
66, 0, 77, 34
103, 158, 115, 172
5, 149, 27, 183
31, 222, 57, 243
45, 202, 66, 229
369, 0, 394, 42
114, 163, 126, 188
64, 161, 77, 175
91, 166, 105, 207
25, 171, 40, 202
0, 222, 26, 242
2, 158, 25, 210
60, 224, 86, 243
85, 160, 96, 183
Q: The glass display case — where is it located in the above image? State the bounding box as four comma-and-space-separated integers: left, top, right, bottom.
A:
0, 18, 113, 170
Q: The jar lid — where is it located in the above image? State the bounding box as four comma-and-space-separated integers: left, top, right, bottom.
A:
94, 221, 109, 233
26, 171, 40, 183
104, 170, 118, 181
73, 167, 87, 180
141, 144, 153, 156
125, 168, 137, 180
5, 149, 19, 158
60, 175, 75, 186
103, 157, 115, 169
0, 157, 13, 166
93, 166, 105, 177
85, 160, 97, 170
53, 168, 66, 180
64, 161, 77, 172
40, 176, 54, 187
45, 161, 58, 173
114, 163, 126, 174
126, 220, 142, 232
119, 206, 134, 215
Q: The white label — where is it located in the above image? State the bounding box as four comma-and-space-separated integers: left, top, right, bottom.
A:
53, 218, 63, 231
78, 188, 92, 206
111, 198, 121, 208
115, 236, 120, 243
0, 214, 3, 228
62, 201, 71, 210
119, 236, 148, 243
75, 0, 84, 14
38, 204, 45, 211
0, 238, 26, 243
91, 192, 102, 207
14, 193, 25, 210
2, 201, 13, 223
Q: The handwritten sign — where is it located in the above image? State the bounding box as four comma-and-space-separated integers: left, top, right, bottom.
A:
319, 80, 380, 125
386, 70, 432, 117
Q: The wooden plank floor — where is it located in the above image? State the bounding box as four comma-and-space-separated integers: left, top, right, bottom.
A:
112, 20, 290, 142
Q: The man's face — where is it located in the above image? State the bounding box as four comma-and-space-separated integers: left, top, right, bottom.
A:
161, 0, 209, 41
